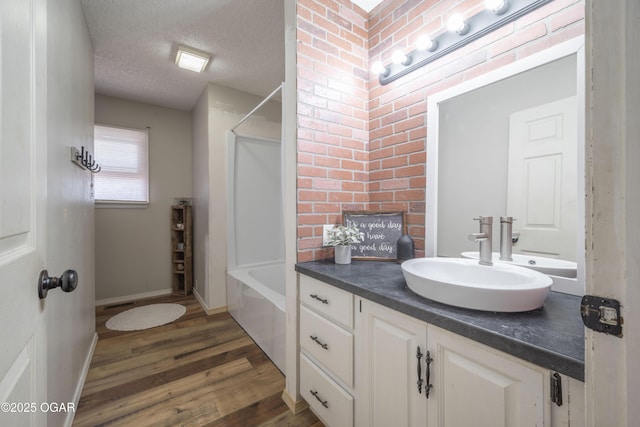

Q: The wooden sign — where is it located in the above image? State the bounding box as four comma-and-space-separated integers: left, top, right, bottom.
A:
343, 211, 406, 261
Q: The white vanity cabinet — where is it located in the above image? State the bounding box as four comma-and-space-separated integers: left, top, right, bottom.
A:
298, 273, 585, 427
427, 324, 586, 427
299, 275, 355, 426
356, 298, 547, 427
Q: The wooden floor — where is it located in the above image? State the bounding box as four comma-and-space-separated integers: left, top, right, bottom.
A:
74, 294, 322, 427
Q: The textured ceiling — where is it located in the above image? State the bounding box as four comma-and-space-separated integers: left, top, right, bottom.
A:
81, 0, 285, 111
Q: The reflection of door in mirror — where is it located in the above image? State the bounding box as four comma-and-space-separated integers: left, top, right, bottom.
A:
435, 54, 577, 259
507, 97, 577, 261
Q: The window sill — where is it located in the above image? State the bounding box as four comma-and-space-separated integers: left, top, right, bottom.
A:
95, 201, 149, 209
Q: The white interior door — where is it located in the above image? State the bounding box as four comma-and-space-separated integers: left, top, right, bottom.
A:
0, 0, 48, 425
507, 96, 577, 261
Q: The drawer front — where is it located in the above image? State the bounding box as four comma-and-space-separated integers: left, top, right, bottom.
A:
300, 274, 353, 328
300, 353, 353, 427
300, 305, 353, 386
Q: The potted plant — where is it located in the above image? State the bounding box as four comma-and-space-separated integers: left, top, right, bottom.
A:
326, 222, 364, 264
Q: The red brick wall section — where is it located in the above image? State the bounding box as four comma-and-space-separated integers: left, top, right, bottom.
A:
296, 0, 585, 261
297, 0, 370, 262
368, 0, 585, 257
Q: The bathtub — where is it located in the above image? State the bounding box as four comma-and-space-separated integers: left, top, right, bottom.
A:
227, 261, 285, 372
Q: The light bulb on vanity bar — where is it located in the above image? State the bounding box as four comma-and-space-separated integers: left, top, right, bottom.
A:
485, 0, 509, 15
447, 13, 469, 35
372, 61, 389, 77
392, 49, 412, 66
416, 35, 438, 52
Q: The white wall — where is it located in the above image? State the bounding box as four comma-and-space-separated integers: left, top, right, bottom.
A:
192, 90, 210, 304
94, 96, 193, 302
191, 83, 281, 311
45, 0, 96, 425
283, 0, 300, 406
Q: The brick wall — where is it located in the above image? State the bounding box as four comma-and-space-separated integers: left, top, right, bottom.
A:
297, 0, 370, 262
297, 0, 585, 261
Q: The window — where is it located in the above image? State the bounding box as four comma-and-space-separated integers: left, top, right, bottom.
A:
94, 125, 149, 205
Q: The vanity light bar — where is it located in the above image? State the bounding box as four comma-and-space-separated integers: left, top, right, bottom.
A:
377, 0, 552, 85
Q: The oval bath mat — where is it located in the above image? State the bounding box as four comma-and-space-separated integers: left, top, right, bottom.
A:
106, 303, 186, 331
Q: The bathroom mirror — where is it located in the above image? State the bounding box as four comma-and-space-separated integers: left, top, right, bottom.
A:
426, 37, 585, 295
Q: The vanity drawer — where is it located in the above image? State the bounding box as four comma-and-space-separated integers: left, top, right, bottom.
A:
300, 305, 353, 386
300, 275, 353, 328
300, 353, 353, 427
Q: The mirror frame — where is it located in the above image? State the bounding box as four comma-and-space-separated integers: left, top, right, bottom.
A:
425, 36, 586, 295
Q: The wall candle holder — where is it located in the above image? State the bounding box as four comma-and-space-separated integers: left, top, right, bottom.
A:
377, 0, 552, 85
71, 146, 101, 173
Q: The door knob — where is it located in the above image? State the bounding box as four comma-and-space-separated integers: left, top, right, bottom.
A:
38, 269, 78, 299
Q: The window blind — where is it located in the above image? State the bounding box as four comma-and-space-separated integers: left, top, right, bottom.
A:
94, 125, 149, 204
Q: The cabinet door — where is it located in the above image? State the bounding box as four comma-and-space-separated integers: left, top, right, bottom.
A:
357, 299, 428, 427
427, 325, 546, 427
550, 374, 585, 427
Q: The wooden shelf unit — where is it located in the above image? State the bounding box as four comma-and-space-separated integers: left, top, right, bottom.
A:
170, 205, 193, 295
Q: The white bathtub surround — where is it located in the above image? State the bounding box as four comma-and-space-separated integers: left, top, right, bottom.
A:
226, 130, 285, 373
227, 262, 285, 372
227, 134, 284, 268
334, 246, 352, 265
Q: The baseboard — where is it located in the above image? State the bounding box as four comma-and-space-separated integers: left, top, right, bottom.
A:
281, 389, 308, 414
65, 332, 98, 427
193, 288, 227, 315
205, 305, 228, 315
193, 288, 206, 311
95, 289, 172, 307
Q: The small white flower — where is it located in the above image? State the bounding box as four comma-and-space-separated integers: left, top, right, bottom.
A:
326, 222, 364, 246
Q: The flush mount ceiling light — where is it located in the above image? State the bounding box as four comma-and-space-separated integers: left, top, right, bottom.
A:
374, 0, 551, 85
175, 45, 210, 73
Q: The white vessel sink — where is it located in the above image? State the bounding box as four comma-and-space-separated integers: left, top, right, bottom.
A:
401, 258, 553, 312
460, 252, 577, 278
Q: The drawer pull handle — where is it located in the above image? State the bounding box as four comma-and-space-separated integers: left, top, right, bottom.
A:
310, 389, 329, 408
310, 294, 328, 304
310, 335, 328, 350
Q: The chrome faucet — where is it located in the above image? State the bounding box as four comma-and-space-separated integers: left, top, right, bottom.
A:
499, 217, 514, 261
499, 216, 520, 261
468, 216, 493, 266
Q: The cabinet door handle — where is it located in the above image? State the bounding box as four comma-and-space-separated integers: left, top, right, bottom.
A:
310, 335, 328, 350
425, 350, 433, 398
310, 389, 329, 408
310, 294, 328, 304
416, 346, 424, 394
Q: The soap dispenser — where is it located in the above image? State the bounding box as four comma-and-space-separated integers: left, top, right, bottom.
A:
396, 233, 415, 264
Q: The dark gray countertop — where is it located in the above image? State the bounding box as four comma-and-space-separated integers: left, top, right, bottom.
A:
296, 259, 585, 381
